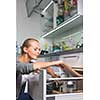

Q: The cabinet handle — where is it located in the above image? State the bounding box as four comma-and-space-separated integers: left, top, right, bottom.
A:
63, 56, 79, 59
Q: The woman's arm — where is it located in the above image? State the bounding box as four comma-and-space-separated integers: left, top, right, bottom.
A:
33, 61, 82, 77
59, 63, 82, 77
33, 60, 64, 70
16, 60, 63, 74
16, 60, 82, 77
46, 67, 60, 78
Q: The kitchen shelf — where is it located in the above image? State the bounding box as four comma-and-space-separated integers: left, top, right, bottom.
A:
39, 47, 83, 57
47, 77, 83, 81
41, 14, 83, 38
46, 92, 83, 97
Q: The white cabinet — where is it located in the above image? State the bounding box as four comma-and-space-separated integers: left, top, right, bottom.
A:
40, 0, 83, 53
38, 1, 83, 99
41, 0, 83, 38
37, 49, 83, 100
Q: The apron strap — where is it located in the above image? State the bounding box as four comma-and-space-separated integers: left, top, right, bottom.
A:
24, 80, 29, 93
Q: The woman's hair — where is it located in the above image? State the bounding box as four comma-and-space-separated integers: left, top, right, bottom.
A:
20, 38, 39, 54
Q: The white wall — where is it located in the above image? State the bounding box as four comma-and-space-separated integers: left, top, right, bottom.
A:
16, 0, 42, 45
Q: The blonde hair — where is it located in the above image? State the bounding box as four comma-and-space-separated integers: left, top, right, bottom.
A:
20, 38, 39, 54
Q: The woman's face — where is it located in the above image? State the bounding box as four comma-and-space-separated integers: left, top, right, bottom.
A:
24, 41, 41, 60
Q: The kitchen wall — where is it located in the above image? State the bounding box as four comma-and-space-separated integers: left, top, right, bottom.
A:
16, 0, 42, 45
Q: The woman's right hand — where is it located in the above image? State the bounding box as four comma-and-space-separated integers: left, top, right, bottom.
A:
51, 61, 82, 77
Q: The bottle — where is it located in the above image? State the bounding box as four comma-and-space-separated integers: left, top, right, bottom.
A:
56, 1, 64, 26
67, 81, 74, 93
61, 41, 69, 50
71, 0, 77, 6
64, 0, 69, 16
62, 81, 67, 92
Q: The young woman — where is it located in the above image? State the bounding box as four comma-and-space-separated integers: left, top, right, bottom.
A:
16, 38, 82, 98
